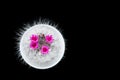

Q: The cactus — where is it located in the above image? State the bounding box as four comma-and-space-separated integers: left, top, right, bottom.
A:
16, 20, 65, 69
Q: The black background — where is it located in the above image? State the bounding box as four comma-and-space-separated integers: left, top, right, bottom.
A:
1, 15, 103, 79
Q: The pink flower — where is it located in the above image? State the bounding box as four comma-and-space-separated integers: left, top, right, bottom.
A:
45, 35, 54, 44
41, 45, 49, 54
30, 41, 38, 49
30, 34, 39, 42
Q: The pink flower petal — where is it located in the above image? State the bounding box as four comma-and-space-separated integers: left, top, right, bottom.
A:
41, 45, 49, 54
45, 35, 54, 44
30, 41, 38, 49
30, 34, 39, 42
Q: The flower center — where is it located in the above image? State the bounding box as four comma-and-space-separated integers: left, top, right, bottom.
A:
32, 43, 36, 47
33, 37, 37, 41
43, 47, 47, 52
48, 37, 51, 41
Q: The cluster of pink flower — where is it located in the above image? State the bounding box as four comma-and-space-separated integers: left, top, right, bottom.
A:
30, 34, 54, 54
